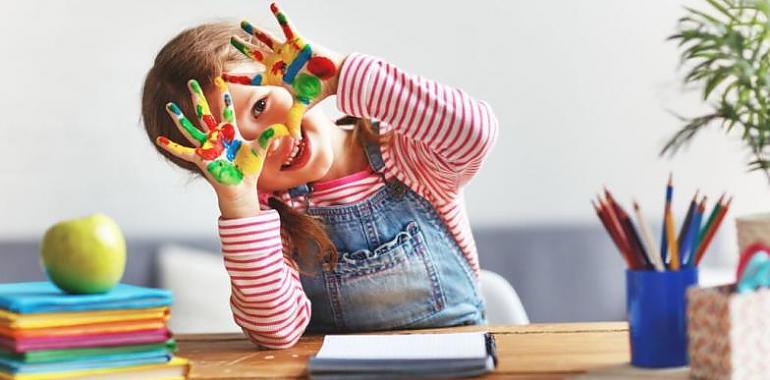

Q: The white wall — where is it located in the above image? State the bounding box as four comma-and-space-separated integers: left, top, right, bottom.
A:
1, 0, 767, 264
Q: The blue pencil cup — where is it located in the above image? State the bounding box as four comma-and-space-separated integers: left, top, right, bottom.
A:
626, 268, 698, 368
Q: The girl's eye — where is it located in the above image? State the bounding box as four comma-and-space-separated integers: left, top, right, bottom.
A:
251, 97, 268, 119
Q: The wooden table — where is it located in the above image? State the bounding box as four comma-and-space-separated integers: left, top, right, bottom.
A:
176, 322, 632, 379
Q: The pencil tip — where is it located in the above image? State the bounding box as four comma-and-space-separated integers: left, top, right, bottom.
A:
667, 172, 673, 185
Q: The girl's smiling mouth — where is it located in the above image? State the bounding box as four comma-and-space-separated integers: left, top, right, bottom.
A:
280, 129, 310, 171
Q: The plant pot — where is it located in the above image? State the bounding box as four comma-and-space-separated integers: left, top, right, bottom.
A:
735, 213, 770, 255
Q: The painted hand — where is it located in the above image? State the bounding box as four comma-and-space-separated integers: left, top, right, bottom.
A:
156, 78, 289, 187
225, 2, 342, 139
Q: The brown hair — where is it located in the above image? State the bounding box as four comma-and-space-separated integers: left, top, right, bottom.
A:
141, 22, 387, 270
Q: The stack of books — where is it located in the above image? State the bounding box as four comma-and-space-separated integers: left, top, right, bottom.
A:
0, 282, 188, 380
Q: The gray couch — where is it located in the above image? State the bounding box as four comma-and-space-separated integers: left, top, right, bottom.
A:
0, 224, 630, 323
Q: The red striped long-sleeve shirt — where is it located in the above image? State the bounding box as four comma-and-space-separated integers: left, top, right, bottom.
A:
219, 53, 499, 349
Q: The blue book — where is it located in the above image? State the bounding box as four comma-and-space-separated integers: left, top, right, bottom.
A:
0, 349, 171, 374
0, 282, 172, 314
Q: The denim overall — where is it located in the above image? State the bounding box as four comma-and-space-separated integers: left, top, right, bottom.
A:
289, 125, 486, 333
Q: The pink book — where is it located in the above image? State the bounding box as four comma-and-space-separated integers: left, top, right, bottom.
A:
0, 328, 170, 353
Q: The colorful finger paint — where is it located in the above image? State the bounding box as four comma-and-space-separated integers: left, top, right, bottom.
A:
271, 3, 295, 41
195, 130, 225, 161
270, 61, 286, 77
293, 73, 321, 104
214, 76, 228, 91
221, 73, 262, 86
188, 80, 218, 130
286, 103, 306, 138
240, 20, 256, 37
160, 77, 289, 186
166, 103, 207, 144
307, 56, 337, 80
222, 94, 234, 122
230, 37, 264, 62
207, 159, 244, 185
230, 3, 341, 139
283, 44, 312, 84
241, 20, 275, 49
226, 139, 242, 161
220, 124, 236, 142
234, 146, 264, 176
221, 123, 241, 161
156, 136, 195, 158
214, 77, 236, 123
258, 128, 276, 149
231, 122, 288, 176
258, 124, 290, 149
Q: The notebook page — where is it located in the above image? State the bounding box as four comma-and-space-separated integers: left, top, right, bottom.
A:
315, 332, 488, 360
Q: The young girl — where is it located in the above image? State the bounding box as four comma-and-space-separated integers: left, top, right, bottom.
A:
142, 3, 498, 349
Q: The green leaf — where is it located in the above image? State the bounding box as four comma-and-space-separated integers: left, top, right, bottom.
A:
660, 112, 721, 156
705, 0, 740, 22
748, 158, 770, 171
724, 30, 746, 52
721, 78, 741, 102
705, 69, 731, 100
684, 6, 725, 25
669, 0, 770, 183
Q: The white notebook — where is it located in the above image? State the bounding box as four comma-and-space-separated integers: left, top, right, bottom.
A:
316, 332, 490, 360
309, 332, 497, 379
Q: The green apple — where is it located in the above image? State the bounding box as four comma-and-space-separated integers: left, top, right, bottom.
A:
40, 213, 126, 294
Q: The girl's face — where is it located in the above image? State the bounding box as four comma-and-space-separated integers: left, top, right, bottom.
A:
224, 82, 336, 192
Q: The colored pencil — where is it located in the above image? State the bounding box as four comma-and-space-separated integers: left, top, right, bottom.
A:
599, 196, 635, 264
605, 189, 649, 268
659, 177, 670, 267
594, 178, 730, 271
665, 174, 680, 270
602, 191, 631, 249
694, 193, 724, 255
666, 211, 680, 270
617, 204, 652, 269
602, 196, 641, 269
677, 192, 700, 267
594, 200, 635, 269
599, 196, 638, 268
684, 196, 706, 266
694, 196, 731, 266
633, 201, 665, 271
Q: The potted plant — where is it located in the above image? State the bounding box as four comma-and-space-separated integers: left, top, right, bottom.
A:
667, 0, 770, 253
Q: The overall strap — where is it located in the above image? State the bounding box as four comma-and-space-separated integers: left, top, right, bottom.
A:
359, 121, 406, 198
359, 121, 386, 174
287, 183, 312, 198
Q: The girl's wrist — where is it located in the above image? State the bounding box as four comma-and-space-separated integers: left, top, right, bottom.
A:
217, 190, 262, 219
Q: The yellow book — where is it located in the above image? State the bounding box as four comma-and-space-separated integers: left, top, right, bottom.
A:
0, 319, 167, 339
0, 357, 188, 380
0, 308, 169, 330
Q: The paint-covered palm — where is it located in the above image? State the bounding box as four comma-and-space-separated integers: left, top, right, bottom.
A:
156, 78, 288, 187
225, 2, 342, 138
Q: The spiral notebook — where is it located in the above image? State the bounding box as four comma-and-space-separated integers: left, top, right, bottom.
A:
308, 331, 497, 379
